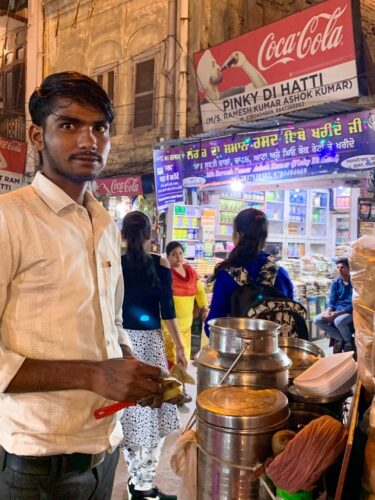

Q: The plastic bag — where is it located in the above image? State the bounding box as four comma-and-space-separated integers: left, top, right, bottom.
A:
350, 236, 375, 393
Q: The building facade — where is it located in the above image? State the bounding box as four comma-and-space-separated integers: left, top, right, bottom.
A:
39, 0, 375, 177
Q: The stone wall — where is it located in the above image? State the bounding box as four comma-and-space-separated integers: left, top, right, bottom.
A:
42, 0, 168, 175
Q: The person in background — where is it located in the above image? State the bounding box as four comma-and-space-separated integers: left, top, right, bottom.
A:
313, 258, 354, 353
264, 243, 281, 262
205, 208, 294, 335
120, 212, 188, 500
163, 241, 209, 403
0, 72, 163, 499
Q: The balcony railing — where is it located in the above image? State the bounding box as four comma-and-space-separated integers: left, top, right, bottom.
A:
0, 113, 26, 142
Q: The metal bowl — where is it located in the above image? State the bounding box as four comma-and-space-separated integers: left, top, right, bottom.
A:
208, 318, 281, 356
278, 337, 325, 380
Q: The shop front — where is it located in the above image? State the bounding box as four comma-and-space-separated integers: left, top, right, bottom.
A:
154, 110, 373, 254
153, 110, 374, 340
91, 174, 160, 251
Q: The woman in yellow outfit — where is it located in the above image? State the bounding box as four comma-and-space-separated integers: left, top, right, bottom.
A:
163, 241, 209, 372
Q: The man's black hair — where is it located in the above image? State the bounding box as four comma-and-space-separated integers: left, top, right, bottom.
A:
29, 71, 115, 126
336, 257, 350, 268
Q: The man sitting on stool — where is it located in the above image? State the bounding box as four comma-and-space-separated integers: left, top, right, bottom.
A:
313, 258, 354, 353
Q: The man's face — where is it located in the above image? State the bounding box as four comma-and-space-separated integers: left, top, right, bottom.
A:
30, 98, 111, 184
337, 263, 350, 280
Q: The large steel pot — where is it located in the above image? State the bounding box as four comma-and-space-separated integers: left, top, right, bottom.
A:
197, 385, 290, 500
195, 318, 291, 394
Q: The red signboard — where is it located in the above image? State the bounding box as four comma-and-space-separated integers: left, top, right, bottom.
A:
92, 176, 143, 197
0, 136, 27, 174
194, 0, 358, 131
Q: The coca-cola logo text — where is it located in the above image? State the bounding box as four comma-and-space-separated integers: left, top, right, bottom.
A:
0, 138, 24, 153
257, 6, 347, 71
96, 176, 142, 195
110, 177, 141, 194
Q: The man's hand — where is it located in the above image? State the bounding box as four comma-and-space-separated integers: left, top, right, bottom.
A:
230, 51, 247, 68
322, 309, 334, 321
92, 358, 163, 402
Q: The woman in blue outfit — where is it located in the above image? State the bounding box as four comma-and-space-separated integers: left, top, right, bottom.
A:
205, 208, 294, 336
120, 211, 187, 500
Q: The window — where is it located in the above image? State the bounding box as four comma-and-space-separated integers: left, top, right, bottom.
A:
95, 69, 115, 101
0, 27, 26, 114
133, 58, 155, 129
4, 64, 25, 113
94, 65, 116, 135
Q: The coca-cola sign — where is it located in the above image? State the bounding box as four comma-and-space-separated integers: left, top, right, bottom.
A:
194, 0, 358, 132
92, 176, 143, 197
0, 136, 27, 174
258, 6, 347, 70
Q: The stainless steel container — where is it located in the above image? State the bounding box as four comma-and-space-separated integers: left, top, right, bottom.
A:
287, 385, 351, 426
195, 318, 291, 394
197, 385, 290, 500
278, 337, 325, 380
288, 402, 337, 431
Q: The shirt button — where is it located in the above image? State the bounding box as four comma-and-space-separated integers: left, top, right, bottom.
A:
105, 340, 110, 347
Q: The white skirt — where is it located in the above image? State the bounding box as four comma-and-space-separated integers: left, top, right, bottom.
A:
119, 328, 181, 448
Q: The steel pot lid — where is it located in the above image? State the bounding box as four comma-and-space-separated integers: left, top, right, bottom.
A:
195, 345, 291, 372
208, 317, 280, 338
288, 385, 353, 404
197, 385, 289, 430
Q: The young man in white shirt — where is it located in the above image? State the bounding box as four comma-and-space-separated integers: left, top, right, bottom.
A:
0, 72, 164, 499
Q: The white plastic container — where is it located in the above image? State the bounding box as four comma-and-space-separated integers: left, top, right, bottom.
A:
294, 352, 357, 397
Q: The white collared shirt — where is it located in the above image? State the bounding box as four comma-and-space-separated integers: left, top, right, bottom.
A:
0, 172, 131, 456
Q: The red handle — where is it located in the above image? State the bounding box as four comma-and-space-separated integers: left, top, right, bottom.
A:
94, 401, 136, 420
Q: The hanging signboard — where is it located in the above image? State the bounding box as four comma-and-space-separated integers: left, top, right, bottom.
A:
153, 147, 184, 209
91, 175, 143, 197
0, 136, 27, 194
153, 110, 375, 205
194, 0, 358, 131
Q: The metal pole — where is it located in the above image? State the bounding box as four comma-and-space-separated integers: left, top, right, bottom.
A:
164, 0, 177, 139
178, 0, 189, 138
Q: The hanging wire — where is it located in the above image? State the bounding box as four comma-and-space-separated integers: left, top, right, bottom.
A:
71, 0, 81, 29
55, 9, 60, 37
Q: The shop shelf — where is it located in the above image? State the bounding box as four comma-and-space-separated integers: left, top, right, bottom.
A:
289, 203, 307, 206
174, 215, 201, 218
265, 200, 284, 204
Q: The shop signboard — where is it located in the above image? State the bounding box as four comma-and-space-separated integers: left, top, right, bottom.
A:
91, 175, 143, 197
0, 136, 27, 194
194, 0, 358, 131
153, 147, 184, 210
153, 111, 375, 198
